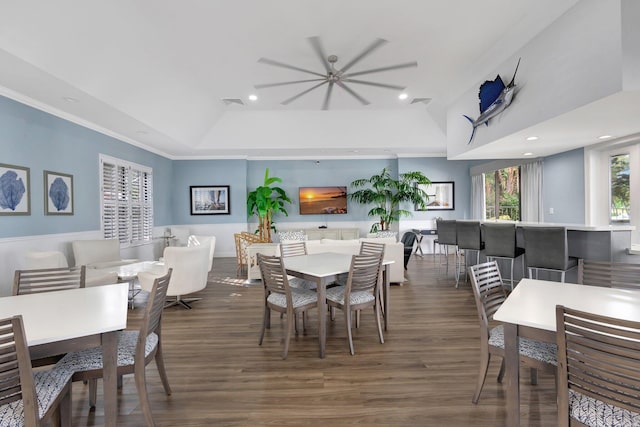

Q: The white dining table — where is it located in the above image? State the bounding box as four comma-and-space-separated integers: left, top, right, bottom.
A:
283, 252, 393, 358
0, 283, 129, 427
493, 278, 640, 427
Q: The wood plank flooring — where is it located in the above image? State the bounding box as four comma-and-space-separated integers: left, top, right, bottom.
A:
69, 254, 557, 426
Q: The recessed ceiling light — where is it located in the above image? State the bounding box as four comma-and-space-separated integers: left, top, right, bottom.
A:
398, 93, 408, 100
248, 94, 258, 101
63, 96, 78, 103
598, 134, 613, 139
526, 136, 539, 141
523, 152, 534, 156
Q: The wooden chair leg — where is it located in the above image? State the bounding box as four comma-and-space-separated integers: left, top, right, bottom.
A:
282, 309, 293, 359
259, 305, 269, 345
472, 352, 491, 404
134, 366, 156, 427
529, 367, 538, 385
374, 304, 384, 344
497, 359, 506, 383
154, 345, 172, 395
89, 379, 98, 409
345, 308, 355, 355
59, 382, 72, 427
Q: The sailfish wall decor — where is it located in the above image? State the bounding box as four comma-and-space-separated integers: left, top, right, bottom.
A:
464, 58, 521, 144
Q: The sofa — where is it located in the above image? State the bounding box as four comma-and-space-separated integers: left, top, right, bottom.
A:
278, 228, 360, 241
247, 237, 405, 283
71, 239, 138, 269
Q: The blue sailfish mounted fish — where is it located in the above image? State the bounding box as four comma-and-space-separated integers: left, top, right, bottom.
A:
464, 58, 521, 144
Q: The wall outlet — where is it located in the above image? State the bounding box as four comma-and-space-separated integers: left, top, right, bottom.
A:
549, 207, 555, 214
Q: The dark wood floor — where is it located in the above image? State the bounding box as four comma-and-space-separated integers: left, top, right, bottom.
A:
69, 254, 557, 426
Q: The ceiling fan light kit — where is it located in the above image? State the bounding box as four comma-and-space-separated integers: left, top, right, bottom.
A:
254, 37, 418, 110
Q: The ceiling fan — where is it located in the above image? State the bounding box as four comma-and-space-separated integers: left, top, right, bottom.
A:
254, 37, 418, 110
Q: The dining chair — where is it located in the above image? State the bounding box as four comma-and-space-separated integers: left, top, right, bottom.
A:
13, 265, 86, 295
327, 252, 385, 355
556, 305, 640, 427
234, 232, 268, 277
279, 241, 316, 290
0, 315, 73, 427
481, 222, 525, 290
58, 270, 173, 427
523, 226, 578, 282
468, 261, 557, 403
577, 258, 640, 289
257, 254, 319, 359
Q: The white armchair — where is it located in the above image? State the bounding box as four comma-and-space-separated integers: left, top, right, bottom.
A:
25, 250, 118, 287
138, 245, 210, 309
187, 235, 216, 271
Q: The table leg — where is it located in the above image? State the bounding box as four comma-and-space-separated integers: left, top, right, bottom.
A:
383, 264, 390, 331
503, 322, 520, 427
413, 235, 424, 257
316, 277, 326, 358
102, 330, 118, 427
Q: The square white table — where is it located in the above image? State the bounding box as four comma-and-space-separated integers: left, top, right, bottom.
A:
283, 252, 393, 358
0, 283, 129, 427
493, 278, 640, 426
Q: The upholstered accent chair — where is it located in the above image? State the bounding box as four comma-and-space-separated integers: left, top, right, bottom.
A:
187, 234, 216, 271
58, 270, 172, 427
468, 261, 557, 403
0, 315, 73, 427
257, 254, 318, 359
556, 305, 640, 427
139, 245, 210, 309
327, 252, 385, 355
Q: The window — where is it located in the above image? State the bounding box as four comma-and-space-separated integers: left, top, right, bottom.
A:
610, 153, 630, 224
484, 166, 521, 220
100, 154, 153, 246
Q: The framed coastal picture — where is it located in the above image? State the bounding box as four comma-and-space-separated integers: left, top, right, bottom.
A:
190, 185, 230, 215
44, 170, 74, 215
415, 181, 455, 211
0, 163, 30, 215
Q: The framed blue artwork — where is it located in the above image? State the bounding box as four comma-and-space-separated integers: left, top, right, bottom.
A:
0, 163, 30, 215
44, 170, 73, 215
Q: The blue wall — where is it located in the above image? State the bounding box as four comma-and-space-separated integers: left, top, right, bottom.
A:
543, 148, 585, 224
0, 96, 173, 238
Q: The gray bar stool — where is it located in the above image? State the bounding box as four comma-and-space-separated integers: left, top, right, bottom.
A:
523, 226, 578, 282
482, 222, 525, 290
435, 220, 458, 277
455, 221, 484, 287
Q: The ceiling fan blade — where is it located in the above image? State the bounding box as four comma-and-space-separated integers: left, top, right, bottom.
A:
342, 79, 406, 91
339, 38, 387, 73
281, 81, 328, 105
255, 78, 326, 89
258, 57, 326, 78
345, 61, 418, 77
322, 81, 334, 110
336, 81, 370, 105
308, 36, 331, 74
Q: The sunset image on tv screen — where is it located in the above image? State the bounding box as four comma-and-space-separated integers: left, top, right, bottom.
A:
299, 186, 347, 215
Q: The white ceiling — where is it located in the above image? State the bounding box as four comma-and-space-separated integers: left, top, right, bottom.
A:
1, 0, 616, 160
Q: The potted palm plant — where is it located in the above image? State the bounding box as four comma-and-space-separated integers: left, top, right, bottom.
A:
246, 168, 291, 242
349, 167, 431, 231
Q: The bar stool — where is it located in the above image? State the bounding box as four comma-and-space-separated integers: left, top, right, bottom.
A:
455, 221, 484, 287
482, 222, 525, 290
523, 226, 578, 282
435, 220, 458, 277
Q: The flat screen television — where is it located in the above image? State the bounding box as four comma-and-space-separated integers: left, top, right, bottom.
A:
299, 186, 347, 215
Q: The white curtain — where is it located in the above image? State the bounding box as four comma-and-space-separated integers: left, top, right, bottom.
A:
521, 160, 543, 222
470, 174, 485, 219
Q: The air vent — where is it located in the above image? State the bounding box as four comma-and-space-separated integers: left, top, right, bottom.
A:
221, 98, 245, 106
410, 98, 432, 105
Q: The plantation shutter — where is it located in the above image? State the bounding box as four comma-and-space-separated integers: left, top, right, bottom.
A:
100, 155, 153, 247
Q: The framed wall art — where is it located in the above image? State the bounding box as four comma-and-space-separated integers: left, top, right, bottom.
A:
415, 181, 455, 211
44, 170, 73, 215
190, 185, 230, 215
0, 163, 30, 215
